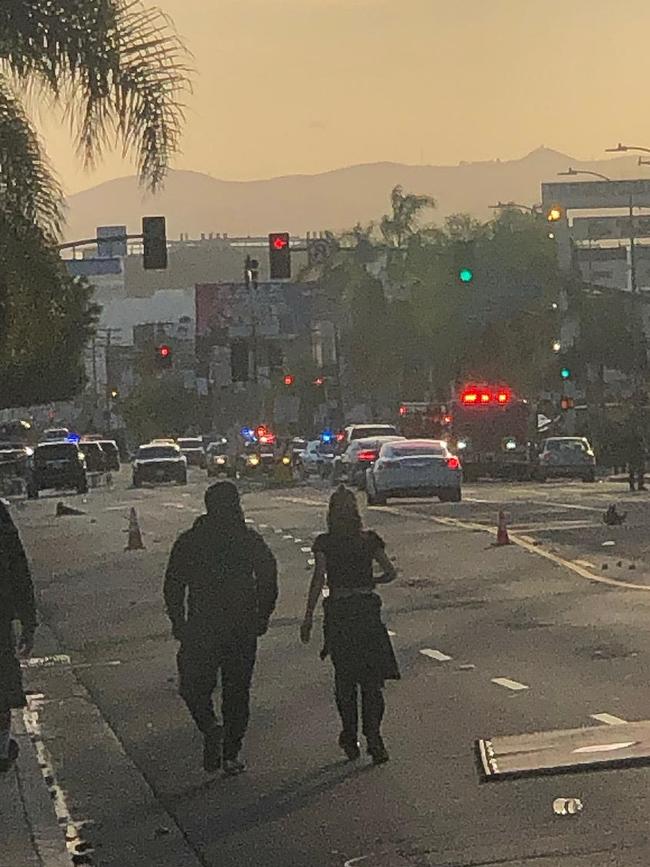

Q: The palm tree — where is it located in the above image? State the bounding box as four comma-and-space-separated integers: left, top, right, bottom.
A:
0, 0, 190, 408
380, 185, 436, 248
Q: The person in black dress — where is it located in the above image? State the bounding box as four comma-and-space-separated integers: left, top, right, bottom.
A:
301, 485, 399, 764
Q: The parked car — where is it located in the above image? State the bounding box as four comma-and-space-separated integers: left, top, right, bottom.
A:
295, 439, 335, 479
366, 439, 462, 505
27, 441, 88, 498
535, 437, 596, 482
79, 440, 106, 473
177, 437, 206, 468
331, 436, 405, 487
97, 440, 121, 472
132, 443, 187, 487
206, 441, 234, 478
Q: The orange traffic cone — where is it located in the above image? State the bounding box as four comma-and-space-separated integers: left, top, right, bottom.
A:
495, 510, 511, 546
125, 507, 145, 551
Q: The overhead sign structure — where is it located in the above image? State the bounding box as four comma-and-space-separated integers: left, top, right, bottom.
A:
542, 178, 650, 210
477, 719, 650, 781
572, 215, 650, 242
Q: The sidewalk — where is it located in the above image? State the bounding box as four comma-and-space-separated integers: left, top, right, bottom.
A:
0, 718, 69, 867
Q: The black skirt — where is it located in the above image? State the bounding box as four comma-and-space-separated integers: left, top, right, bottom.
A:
321, 592, 400, 684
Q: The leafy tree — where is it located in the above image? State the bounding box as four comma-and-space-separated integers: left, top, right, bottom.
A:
121, 377, 200, 444
0, 0, 190, 407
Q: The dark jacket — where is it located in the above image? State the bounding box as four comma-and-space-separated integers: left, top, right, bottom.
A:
163, 515, 278, 641
0, 518, 36, 636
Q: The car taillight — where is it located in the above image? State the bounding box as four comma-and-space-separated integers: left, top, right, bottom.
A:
447, 456, 460, 470
358, 450, 379, 462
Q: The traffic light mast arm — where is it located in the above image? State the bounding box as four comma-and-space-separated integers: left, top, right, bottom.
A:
57, 232, 142, 251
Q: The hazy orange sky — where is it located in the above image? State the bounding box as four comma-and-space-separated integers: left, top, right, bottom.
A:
37, 0, 650, 193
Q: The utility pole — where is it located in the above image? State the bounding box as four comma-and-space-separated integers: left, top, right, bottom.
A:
244, 255, 259, 385
96, 327, 121, 432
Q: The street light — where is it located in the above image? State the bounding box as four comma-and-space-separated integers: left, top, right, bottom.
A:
558, 167, 612, 181
606, 142, 650, 155
490, 201, 538, 213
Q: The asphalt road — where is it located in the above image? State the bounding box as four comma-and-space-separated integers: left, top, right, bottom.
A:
12, 472, 650, 866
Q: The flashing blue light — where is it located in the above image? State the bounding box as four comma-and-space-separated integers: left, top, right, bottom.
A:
240, 427, 255, 441
320, 429, 334, 443
66, 433, 80, 443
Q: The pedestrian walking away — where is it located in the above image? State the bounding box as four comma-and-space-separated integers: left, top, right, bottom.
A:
164, 481, 278, 775
301, 485, 399, 765
0, 498, 37, 773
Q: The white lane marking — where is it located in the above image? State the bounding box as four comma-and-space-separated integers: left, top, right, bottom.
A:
274, 529, 284, 535
105, 504, 130, 512
465, 495, 603, 514
344, 857, 371, 867
301, 546, 312, 553
387, 630, 396, 637
591, 713, 628, 726
283, 534, 294, 540
512, 521, 596, 533
307, 557, 316, 566
21, 654, 71, 669
259, 523, 269, 529
245, 518, 255, 524
420, 648, 452, 662
162, 502, 185, 510
573, 741, 635, 754
378, 505, 650, 593
491, 677, 529, 692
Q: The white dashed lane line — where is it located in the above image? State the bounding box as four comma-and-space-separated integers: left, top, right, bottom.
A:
283, 534, 294, 540
419, 649, 452, 662
491, 677, 529, 692
591, 713, 628, 726
300, 546, 312, 553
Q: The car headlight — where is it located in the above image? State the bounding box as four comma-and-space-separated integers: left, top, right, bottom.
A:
457, 440, 467, 451
216, 456, 226, 465
282, 455, 291, 465
248, 455, 260, 466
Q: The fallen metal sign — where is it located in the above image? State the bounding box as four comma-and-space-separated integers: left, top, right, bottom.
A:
477, 720, 650, 781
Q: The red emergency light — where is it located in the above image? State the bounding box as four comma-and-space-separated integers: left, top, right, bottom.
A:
399, 405, 408, 416
460, 385, 512, 406
255, 425, 268, 439
159, 344, 171, 358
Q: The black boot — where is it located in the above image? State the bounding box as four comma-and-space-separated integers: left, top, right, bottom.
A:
338, 731, 361, 761
367, 736, 389, 765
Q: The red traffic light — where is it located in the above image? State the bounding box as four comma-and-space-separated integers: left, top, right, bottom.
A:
159, 344, 171, 358
313, 376, 325, 387
272, 234, 289, 250
283, 374, 295, 386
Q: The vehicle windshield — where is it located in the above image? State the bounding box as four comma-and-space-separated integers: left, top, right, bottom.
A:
350, 426, 397, 440
547, 439, 588, 453
137, 446, 179, 459
177, 439, 202, 449
99, 441, 118, 453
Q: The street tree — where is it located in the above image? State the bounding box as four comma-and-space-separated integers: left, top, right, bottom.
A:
0, 0, 190, 406
379, 185, 436, 248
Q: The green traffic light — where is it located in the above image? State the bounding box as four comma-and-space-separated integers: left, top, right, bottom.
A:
560, 367, 571, 380
459, 268, 474, 283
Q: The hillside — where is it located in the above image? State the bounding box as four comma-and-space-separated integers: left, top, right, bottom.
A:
63, 147, 641, 242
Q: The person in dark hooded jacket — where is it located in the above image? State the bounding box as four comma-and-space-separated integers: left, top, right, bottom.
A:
164, 482, 278, 775
0, 499, 36, 772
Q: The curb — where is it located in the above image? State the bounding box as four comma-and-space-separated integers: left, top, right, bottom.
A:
13, 715, 71, 867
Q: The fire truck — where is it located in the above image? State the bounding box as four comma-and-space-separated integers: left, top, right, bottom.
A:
450, 384, 533, 480
398, 383, 534, 481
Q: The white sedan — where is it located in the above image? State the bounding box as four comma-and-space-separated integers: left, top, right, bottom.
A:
366, 439, 462, 505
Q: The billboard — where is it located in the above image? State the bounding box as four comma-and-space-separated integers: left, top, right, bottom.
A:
195, 282, 313, 339
542, 179, 650, 210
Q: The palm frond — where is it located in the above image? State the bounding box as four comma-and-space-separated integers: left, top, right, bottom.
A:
0, 76, 63, 235
0, 0, 191, 190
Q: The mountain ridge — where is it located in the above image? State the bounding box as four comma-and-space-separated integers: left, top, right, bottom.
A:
62, 148, 641, 242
